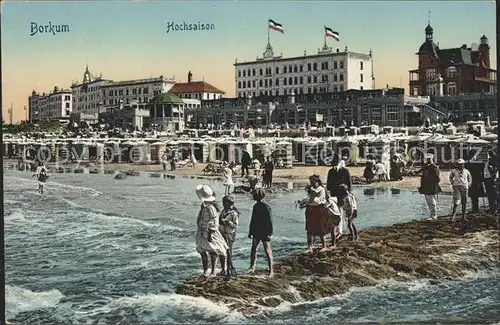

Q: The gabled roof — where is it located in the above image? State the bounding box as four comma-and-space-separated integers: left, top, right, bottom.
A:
438, 48, 476, 65
169, 81, 225, 94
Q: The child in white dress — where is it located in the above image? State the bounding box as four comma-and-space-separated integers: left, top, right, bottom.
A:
195, 184, 228, 277
222, 162, 234, 195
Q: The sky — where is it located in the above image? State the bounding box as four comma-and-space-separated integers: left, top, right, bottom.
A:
1, 1, 497, 123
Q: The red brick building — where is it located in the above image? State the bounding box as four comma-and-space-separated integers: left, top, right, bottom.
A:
409, 24, 496, 96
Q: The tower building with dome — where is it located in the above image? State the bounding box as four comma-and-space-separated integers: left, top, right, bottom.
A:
409, 21, 496, 96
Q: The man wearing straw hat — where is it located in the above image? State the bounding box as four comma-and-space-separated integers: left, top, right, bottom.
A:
419, 153, 441, 220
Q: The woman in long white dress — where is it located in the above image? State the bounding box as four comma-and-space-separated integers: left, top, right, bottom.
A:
195, 184, 228, 276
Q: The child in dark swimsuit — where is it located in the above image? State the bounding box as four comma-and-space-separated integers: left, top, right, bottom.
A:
248, 188, 274, 277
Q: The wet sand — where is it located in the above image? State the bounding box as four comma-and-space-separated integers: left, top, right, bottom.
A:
5, 158, 454, 192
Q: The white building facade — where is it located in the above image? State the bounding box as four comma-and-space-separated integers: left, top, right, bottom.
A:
101, 76, 176, 109
234, 43, 374, 97
28, 87, 72, 121
71, 66, 112, 114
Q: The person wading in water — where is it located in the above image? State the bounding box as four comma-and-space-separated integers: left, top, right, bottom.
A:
248, 188, 274, 278
218, 195, 240, 278
33, 161, 49, 194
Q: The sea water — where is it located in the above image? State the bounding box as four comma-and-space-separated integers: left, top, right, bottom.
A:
4, 171, 499, 324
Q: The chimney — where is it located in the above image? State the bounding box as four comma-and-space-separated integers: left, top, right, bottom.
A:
188, 71, 192, 83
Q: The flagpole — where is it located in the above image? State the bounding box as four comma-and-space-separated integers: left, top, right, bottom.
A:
267, 20, 270, 44
324, 27, 327, 47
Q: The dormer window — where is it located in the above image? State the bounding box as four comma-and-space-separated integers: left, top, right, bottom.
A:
447, 67, 457, 79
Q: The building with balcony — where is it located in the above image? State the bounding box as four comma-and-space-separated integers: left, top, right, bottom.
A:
28, 87, 73, 122
234, 41, 374, 98
101, 76, 176, 109
432, 92, 497, 122
192, 88, 443, 128
71, 65, 113, 115
99, 102, 150, 131
409, 23, 496, 97
148, 92, 185, 132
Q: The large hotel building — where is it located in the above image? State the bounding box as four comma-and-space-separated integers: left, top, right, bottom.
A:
27, 24, 496, 128
234, 42, 374, 97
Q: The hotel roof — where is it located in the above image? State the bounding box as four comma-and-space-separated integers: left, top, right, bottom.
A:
101, 76, 175, 87
169, 81, 225, 94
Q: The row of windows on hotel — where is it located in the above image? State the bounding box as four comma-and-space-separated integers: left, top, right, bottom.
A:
236, 72, 365, 89
74, 93, 102, 103
35, 103, 71, 116
238, 84, 355, 97
410, 82, 460, 97
105, 87, 154, 97
422, 67, 495, 81
36, 94, 71, 103
198, 104, 401, 124
237, 60, 362, 78
36, 102, 71, 110
34, 95, 71, 108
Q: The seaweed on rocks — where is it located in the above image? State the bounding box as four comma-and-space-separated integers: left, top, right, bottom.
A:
176, 213, 499, 315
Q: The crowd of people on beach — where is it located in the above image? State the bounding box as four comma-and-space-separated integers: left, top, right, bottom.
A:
193, 147, 499, 279
363, 153, 406, 183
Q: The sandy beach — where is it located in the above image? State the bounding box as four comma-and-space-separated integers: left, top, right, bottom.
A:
5, 158, 454, 193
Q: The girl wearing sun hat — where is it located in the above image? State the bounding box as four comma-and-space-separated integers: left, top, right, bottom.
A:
195, 184, 228, 277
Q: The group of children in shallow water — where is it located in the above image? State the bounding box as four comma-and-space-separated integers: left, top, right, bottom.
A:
194, 172, 357, 279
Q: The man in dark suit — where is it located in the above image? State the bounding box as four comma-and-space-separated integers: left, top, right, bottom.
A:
326, 155, 352, 206
465, 151, 485, 213
241, 149, 251, 177
483, 150, 498, 213
419, 154, 441, 220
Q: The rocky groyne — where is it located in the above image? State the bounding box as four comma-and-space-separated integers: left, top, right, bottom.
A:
176, 213, 499, 315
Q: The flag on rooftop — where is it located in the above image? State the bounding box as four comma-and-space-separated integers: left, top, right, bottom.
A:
325, 27, 339, 41
269, 19, 284, 33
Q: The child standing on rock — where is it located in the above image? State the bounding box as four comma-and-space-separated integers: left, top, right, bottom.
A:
248, 188, 274, 278
339, 184, 358, 241
219, 195, 240, 278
